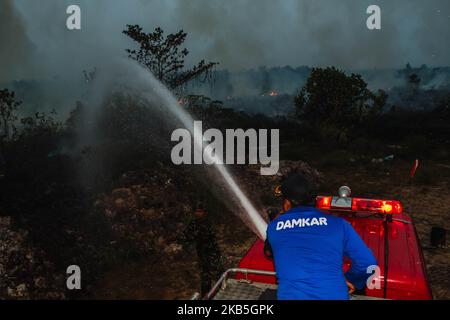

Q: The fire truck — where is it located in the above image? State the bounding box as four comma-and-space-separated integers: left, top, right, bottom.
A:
200, 186, 433, 300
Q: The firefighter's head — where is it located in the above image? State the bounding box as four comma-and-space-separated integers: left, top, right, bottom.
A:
280, 173, 318, 212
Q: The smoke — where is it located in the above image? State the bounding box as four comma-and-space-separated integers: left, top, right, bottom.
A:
0, 0, 449, 114
4, 0, 450, 76
172, 0, 450, 69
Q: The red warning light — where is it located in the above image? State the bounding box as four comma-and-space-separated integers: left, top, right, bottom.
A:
316, 196, 402, 214
351, 198, 403, 214
316, 196, 332, 210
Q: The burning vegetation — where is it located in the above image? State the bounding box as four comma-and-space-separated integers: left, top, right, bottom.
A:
262, 90, 279, 97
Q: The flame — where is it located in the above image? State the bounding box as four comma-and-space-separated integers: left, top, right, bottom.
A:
262, 90, 279, 97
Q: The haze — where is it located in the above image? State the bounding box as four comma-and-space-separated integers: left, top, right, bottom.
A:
1, 0, 450, 83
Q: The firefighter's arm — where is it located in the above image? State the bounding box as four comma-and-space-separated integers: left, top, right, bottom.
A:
343, 220, 378, 290
263, 239, 273, 259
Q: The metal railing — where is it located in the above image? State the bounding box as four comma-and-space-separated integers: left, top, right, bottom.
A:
203, 268, 276, 300
196, 268, 387, 300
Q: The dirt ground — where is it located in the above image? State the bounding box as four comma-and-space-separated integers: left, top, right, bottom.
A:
93, 158, 449, 300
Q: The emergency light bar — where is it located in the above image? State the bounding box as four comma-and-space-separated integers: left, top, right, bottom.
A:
316, 196, 403, 214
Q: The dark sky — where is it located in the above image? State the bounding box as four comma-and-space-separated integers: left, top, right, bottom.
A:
2, 0, 450, 81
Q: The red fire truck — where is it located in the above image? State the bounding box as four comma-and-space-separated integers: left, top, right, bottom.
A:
202, 186, 432, 300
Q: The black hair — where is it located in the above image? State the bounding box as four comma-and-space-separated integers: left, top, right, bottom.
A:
280, 173, 318, 207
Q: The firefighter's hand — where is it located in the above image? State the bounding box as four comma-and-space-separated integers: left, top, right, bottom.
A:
346, 280, 356, 295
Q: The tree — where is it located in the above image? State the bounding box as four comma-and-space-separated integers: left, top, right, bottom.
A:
0, 89, 21, 140
294, 67, 387, 141
399, 63, 421, 92
123, 25, 218, 90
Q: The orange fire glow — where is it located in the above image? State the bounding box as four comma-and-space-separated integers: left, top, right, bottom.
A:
262, 90, 279, 97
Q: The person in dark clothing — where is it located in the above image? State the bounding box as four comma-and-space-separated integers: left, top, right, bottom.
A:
265, 173, 377, 300
180, 203, 223, 296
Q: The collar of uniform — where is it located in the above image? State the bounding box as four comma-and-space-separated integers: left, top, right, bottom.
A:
284, 206, 319, 215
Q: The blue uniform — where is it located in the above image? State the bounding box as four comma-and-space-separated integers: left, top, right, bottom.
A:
266, 206, 377, 300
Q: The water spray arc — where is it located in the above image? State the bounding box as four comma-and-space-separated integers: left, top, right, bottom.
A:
125, 61, 268, 239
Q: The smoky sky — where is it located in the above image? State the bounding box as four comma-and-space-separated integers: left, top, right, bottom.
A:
2, 0, 450, 82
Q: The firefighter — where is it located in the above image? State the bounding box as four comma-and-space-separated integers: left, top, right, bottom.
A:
265, 173, 377, 300
180, 203, 223, 296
